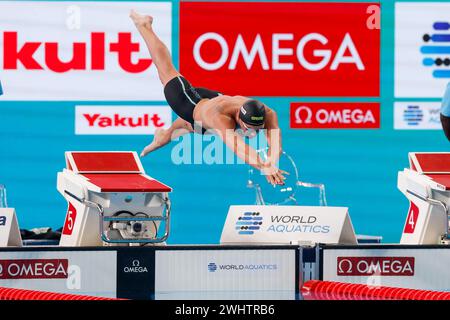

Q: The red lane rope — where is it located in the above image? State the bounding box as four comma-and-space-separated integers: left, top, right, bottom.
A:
302, 280, 450, 300
0, 286, 122, 300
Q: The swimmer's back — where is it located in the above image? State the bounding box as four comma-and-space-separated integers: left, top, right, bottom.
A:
193, 95, 247, 130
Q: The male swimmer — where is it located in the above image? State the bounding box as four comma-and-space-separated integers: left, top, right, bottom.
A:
441, 82, 450, 142
130, 10, 287, 185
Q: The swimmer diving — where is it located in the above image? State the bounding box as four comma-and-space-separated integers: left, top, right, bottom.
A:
130, 10, 287, 185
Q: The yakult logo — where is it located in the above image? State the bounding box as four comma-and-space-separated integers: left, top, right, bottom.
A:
3, 32, 151, 73
76, 106, 172, 135
337, 257, 415, 276
84, 113, 164, 128
0, 259, 69, 279
290, 103, 380, 129
180, 2, 380, 97
0, 2, 172, 101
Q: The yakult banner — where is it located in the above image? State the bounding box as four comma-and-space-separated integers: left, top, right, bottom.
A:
322, 248, 450, 291
395, 3, 450, 98
180, 2, 380, 97
290, 103, 380, 129
0, 251, 117, 297
0, 1, 171, 100
75, 106, 172, 135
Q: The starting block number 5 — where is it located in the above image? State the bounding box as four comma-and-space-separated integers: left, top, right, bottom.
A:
62, 203, 77, 235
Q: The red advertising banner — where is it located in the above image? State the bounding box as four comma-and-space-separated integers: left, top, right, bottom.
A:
0, 259, 69, 279
290, 102, 380, 129
180, 2, 380, 97
337, 257, 415, 276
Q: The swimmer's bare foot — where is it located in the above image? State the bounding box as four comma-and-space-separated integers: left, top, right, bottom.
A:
140, 128, 170, 157
130, 9, 153, 29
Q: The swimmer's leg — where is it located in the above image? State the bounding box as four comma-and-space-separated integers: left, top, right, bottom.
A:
140, 118, 193, 157
130, 10, 180, 86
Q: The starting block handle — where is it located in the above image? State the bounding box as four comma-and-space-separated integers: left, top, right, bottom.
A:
64, 190, 104, 215
103, 216, 168, 222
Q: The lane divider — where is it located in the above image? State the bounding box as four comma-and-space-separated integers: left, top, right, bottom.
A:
0, 287, 124, 300
302, 280, 450, 300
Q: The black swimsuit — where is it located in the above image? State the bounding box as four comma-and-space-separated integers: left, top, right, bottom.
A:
164, 76, 222, 134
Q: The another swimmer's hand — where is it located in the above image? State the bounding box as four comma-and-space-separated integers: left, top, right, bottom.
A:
260, 163, 288, 186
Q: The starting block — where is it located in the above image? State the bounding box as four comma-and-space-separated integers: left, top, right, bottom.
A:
398, 152, 450, 244
56, 151, 172, 246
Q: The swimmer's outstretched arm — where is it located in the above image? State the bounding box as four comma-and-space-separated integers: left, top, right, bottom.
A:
264, 108, 282, 165
215, 121, 285, 185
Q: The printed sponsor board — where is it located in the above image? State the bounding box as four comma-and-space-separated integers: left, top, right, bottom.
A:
394, 102, 442, 130
155, 249, 296, 293
220, 205, 357, 245
75, 106, 172, 134
290, 102, 380, 129
323, 248, 450, 290
395, 2, 450, 98
0, 1, 172, 100
0, 251, 117, 297
180, 2, 380, 97
116, 248, 155, 300
337, 256, 414, 276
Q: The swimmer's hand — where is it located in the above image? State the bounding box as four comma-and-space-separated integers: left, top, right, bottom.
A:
260, 164, 288, 186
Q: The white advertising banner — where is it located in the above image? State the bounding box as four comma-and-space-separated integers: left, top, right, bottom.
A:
394, 102, 442, 130
75, 105, 172, 134
0, 208, 22, 247
323, 248, 450, 291
0, 1, 171, 100
0, 250, 117, 297
395, 3, 450, 98
220, 205, 357, 245
155, 249, 296, 293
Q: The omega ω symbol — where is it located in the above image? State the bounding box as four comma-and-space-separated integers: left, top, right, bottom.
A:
294, 106, 313, 124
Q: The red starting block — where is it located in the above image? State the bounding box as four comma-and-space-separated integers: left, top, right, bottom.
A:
398, 152, 450, 244
57, 151, 172, 246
